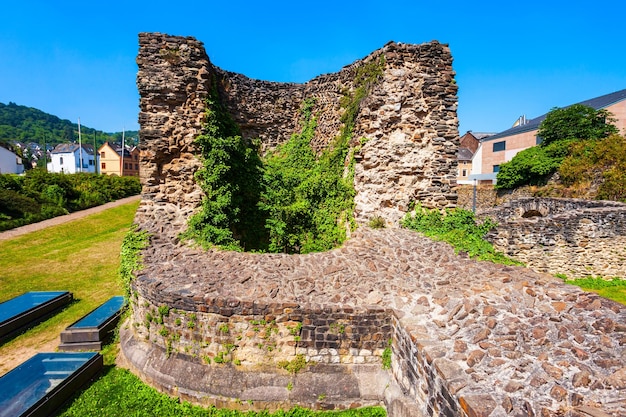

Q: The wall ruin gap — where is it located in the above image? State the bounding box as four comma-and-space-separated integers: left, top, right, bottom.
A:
122, 33, 626, 417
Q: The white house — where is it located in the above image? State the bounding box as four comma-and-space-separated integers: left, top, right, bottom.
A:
47, 143, 96, 174
0, 145, 24, 174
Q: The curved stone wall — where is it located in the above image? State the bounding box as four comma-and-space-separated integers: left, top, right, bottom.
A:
121, 228, 626, 416
123, 33, 626, 417
134, 32, 458, 240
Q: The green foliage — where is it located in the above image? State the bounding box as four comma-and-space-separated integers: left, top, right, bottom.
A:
401, 205, 522, 265
261, 98, 355, 253
119, 225, 150, 298
496, 105, 619, 190
278, 354, 308, 374
381, 341, 392, 370
186, 57, 385, 254
183, 88, 265, 251
0, 170, 140, 231
559, 134, 626, 200
368, 216, 386, 229
0, 101, 137, 148
59, 366, 386, 416
495, 139, 575, 189
537, 104, 618, 146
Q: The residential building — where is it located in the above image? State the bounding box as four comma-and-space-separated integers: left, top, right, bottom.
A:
98, 142, 140, 176
456, 131, 493, 184
471, 88, 626, 184
0, 145, 24, 174
47, 143, 96, 174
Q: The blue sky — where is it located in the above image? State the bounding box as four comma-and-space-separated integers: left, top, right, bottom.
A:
1, 0, 624, 135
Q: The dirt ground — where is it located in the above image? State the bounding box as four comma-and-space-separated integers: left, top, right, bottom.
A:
0, 195, 140, 375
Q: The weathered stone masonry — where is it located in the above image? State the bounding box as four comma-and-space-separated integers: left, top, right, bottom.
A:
481, 198, 626, 279
134, 32, 458, 240
122, 33, 626, 417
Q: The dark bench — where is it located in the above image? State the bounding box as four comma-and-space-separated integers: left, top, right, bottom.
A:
58, 296, 126, 351
0, 351, 103, 417
0, 291, 73, 341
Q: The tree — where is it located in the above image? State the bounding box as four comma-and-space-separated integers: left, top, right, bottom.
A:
495, 139, 574, 189
537, 104, 618, 145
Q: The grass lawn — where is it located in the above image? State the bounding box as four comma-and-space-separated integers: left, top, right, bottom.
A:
0, 200, 139, 373
564, 277, 626, 305
0, 200, 386, 416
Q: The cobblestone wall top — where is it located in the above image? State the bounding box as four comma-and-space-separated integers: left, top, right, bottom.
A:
133, 227, 626, 416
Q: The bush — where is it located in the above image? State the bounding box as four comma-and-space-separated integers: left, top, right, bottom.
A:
495, 139, 575, 189
559, 134, 626, 201
401, 205, 521, 265
0, 170, 140, 231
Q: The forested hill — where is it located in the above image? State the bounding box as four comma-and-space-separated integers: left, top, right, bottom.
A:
0, 102, 138, 148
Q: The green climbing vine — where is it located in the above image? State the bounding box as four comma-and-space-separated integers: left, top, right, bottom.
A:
185, 56, 385, 254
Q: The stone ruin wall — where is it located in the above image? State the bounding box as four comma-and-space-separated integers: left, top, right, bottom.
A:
480, 198, 626, 279
126, 33, 626, 417
134, 32, 458, 240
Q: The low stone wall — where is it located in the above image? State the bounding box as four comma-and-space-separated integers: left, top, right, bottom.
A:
482, 198, 626, 278
120, 228, 626, 416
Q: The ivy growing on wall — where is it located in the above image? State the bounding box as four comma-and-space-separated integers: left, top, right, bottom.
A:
182, 82, 265, 251
185, 56, 385, 254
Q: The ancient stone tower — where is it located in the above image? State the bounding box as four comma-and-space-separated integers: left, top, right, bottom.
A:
122, 34, 626, 417
134, 33, 459, 240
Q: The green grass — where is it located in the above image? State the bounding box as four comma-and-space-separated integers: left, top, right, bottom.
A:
0, 200, 139, 363
563, 277, 626, 305
401, 205, 522, 266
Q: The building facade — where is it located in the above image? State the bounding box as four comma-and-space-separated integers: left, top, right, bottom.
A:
0, 145, 24, 174
47, 143, 96, 174
98, 142, 140, 176
471, 89, 626, 184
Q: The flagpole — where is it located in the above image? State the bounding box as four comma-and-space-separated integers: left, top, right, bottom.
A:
121, 127, 125, 176
78, 118, 83, 173
94, 131, 98, 174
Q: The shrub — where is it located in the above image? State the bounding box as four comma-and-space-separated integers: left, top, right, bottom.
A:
0, 170, 140, 231
559, 134, 626, 201
401, 204, 521, 265
496, 139, 575, 189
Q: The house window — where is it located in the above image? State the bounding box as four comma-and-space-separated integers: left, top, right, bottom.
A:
60, 157, 64, 165
101, 162, 106, 169
89, 160, 94, 166
493, 165, 500, 173
536, 136, 543, 145
135, 164, 139, 170
492, 141, 506, 152
101, 152, 105, 158
462, 169, 467, 177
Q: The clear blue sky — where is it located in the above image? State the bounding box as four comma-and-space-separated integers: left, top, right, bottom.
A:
1, 0, 624, 135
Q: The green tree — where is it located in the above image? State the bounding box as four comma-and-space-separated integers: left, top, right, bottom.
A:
537, 104, 617, 146
495, 139, 575, 189
496, 104, 619, 189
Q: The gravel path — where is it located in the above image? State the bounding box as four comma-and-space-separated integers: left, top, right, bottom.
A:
0, 195, 140, 241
